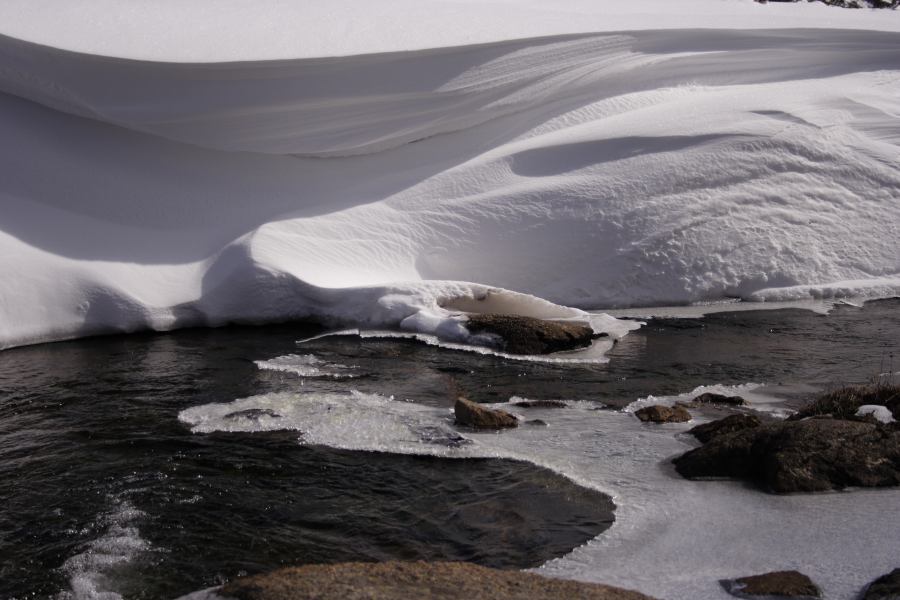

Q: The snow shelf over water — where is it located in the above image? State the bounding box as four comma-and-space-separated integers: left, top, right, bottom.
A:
1, 1, 899, 349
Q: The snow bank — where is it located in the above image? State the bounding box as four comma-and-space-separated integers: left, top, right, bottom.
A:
1, 1, 900, 349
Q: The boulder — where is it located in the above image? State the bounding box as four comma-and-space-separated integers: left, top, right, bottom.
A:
690, 392, 746, 407
789, 384, 900, 422
635, 404, 692, 423
219, 561, 657, 600
512, 400, 567, 409
674, 418, 900, 493
688, 414, 762, 444
863, 568, 900, 600
722, 570, 820, 598
455, 397, 518, 429
464, 314, 595, 355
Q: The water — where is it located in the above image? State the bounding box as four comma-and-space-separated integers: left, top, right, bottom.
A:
1, 299, 898, 599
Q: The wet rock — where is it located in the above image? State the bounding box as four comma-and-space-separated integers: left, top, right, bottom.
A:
223, 408, 282, 421
219, 561, 658, 600
455, 397, 518, 429
512, 400, 567, 409
674, 418, 900, 493
634, 404, 692, 423
689, 414, 762, 444
464, 314, 595, 355
863, 568, 900, 600
722, 570, 820, 598
690, 392, 746, 406
525, 419, 549, 427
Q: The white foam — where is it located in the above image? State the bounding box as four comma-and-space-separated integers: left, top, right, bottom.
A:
179, 387, 900, 599
56, 501, 149, 600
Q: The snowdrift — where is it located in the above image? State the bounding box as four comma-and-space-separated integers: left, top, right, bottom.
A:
1, 1, 899, 349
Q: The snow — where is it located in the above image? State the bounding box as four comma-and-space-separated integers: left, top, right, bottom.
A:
0, 1, 899, 351
856, 404, 896, 423
177, 382, 900, 600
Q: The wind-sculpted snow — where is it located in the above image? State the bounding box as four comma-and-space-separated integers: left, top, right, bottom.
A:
1, 14, 900, 349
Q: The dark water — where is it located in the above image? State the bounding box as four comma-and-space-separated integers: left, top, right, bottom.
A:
1, 299, 898, 599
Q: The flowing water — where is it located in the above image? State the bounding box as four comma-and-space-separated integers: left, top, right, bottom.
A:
1, 299, 898, 600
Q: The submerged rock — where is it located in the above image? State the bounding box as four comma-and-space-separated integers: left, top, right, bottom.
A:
455, 397, 518, 429
689, 392, 746, 406
634, 404, 691, 423
674, 418, 900, 493
512, 400, 567, 409
863, 568, 900, 600
464, 314, 595, 355
688, 414, 762, 444
722, 570, 820, 598
219, 561, 657, 600
223, 408, 282, 421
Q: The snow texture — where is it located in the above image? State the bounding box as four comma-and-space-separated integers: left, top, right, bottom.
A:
1, 0, 900, 349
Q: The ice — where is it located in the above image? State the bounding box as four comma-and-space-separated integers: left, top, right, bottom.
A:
254, 354, 360, 379
179, 387, 900, 599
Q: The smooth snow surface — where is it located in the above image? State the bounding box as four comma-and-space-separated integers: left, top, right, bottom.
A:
178, 381, 900, 600
1, 2, 900, 350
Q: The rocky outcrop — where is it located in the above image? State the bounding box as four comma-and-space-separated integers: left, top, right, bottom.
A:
722, 570, 820, 598
688, 414, 761, 444
635, 404, 691, 423
455, 397, 518, 429
674, 418, 900, 493
464, 314, 595, 355
219, 561, 658, 600
862, 568, 900, 600
689, 392, 746, 407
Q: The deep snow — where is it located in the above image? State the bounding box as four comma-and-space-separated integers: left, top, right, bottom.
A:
0, 0, 899, 352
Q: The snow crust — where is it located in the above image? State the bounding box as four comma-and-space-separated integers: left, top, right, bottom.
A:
1, 2, 900, 349
178, 379, 900, 600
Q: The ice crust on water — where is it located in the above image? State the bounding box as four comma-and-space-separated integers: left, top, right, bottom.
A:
255, 354, 359, 379
624, 383, 797, 418
1, 3, 900, 349
179, 385, 900, 600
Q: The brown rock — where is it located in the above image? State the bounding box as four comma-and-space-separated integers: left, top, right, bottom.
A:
512, 400, 567, 409
674, 418, 900, 493
219, 561, 657, 600
635, 404, 692, 423
455, 397, 518, 429
863, 568, 900, 600
464, 314, 595, 355
723, 570, 820, 598
690, 392, 746, 406
689, 414, 762, 444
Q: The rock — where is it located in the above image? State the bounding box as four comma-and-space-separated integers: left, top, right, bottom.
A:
525, 419, 549, 427
689, 414, 762, 444
634, 404, 692, 423
464, 314, 595, 355
219, 561, 658, 600
722, 570, 820, 598
674, 418, 900, 493
512, 400, 567, 409
455, 397, 518, 429
863, 568, 900, 600
690, 392, 746, 406
224, 408, 282, 421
